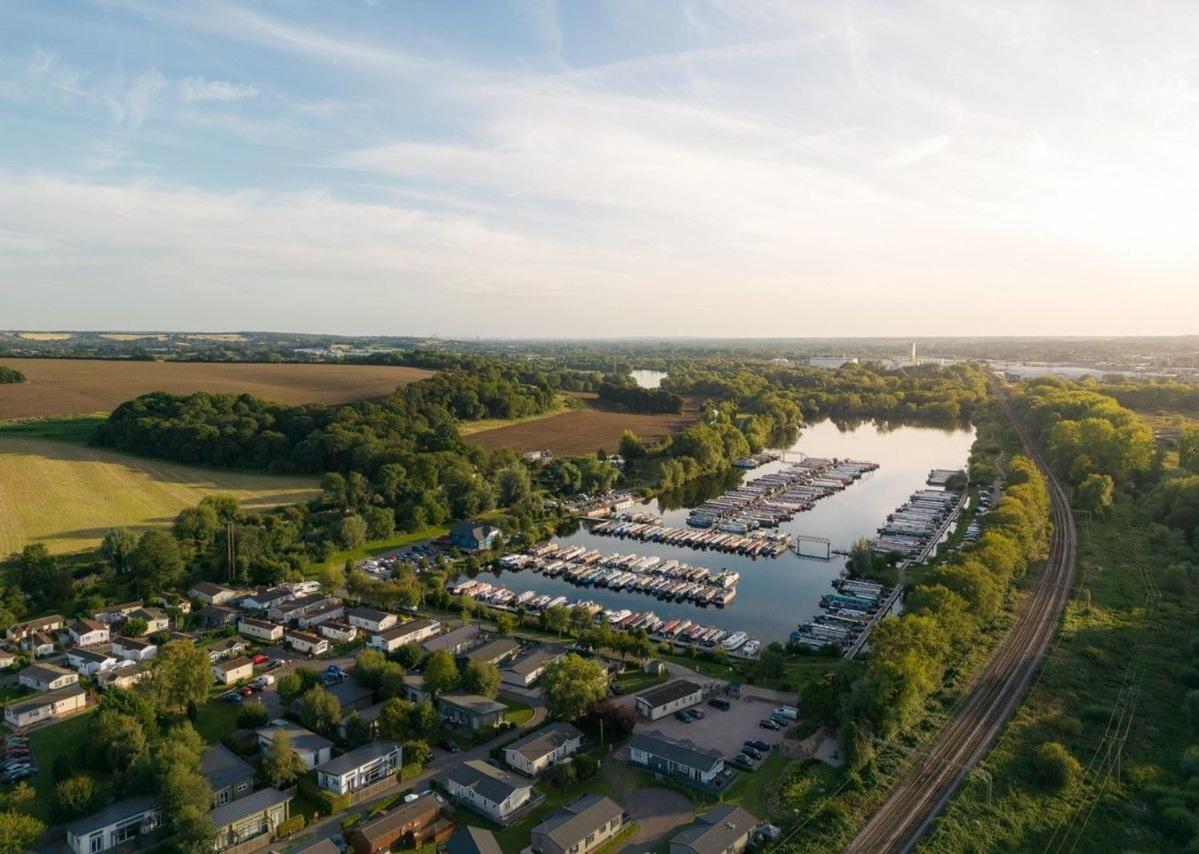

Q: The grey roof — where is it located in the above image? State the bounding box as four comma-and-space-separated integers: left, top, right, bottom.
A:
422, 624, 479, 652
635, 679, 702, 709
504, 646, 564, 676
69, 648, 116, 663
276, 593, 330, 612
377, 618, 436, 641
249, 586, 293, 604
20, 662, 74, 682
201, 743, 254, 792
190, 581, 229, 595
352, 792, 442, 844
294, 840, 341, 854
7, 684, 85, 713
347, 606, 393, 623
505, 722, 583, 762
438, 693, 506, 716
464, 638, 520, 663
446, 825, 503, 854
64, 794, 158, 837
257, 721, 333, 756
671, 804, 759, 853
214, 655, 254, 673
314, 740, 401, 777
210, 786, 291, 829
533, 794, 623, 849
326, 679, 374, 707
442, 760, 529, 805
450, 520, 497, 540
113, 635, 153, 651
628, 731, 723, 774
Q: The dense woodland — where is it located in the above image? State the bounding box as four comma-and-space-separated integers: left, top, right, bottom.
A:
595, 381, 684, 414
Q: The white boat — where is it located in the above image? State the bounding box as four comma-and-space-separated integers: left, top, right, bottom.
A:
742, 639, 761, 656
721, 631, 749, 651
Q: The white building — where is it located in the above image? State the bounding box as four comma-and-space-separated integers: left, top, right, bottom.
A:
5, 684, 87, 727
504, 723, 584, 777
213, 656, 254, 685
18, 662, 79, 692
111, 636, 158, 662
67, 619, 110, 647
66, 648, 119, 677
256, 720, 334, 769
285, 631, 329, 656
369, 618, 441, 653
314, 740, 402, 795
64, 795, 160, 854
346, 607, 397, 634
440, 760, 533, 823
238, 617, 284, 643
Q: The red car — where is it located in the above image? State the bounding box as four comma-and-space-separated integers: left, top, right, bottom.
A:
252, 654, 269, 665
239, 686, 254, 696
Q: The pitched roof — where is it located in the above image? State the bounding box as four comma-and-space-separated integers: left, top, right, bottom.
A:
190, 581, 229, 596
63, 794, 157, 837
532, 794, 623, 849
276, 593, 330, 611
504, 646, 564, 676
422, 624, 479, 652
314, 740, 401, 777
214, 655, 253, 673
326, 679, 374, 707
347, 606, 393, 623
450, 520, 497, 540
201, 743, 254, 792
376, 618, 436, 640
248, 586, 293, 604
240, 616, 280, 630
445, 825, 503, 854
352, 792, 442, 844
438, 693, 506, 716
69, 648, 116, 664
505, 722, 583, 762
6, 684, 85, 713
113, 635, 154, 651
71, 619, 108, 633
671, 804, 760, 853
635, 679, 702, 709
441, 760, 529, 805
210, 786, 290, 829
257, 721, 333, 756
628, 731, 723, 774
464, 638, 520, 663
294, 840, 341, 854
20, 662, 74, 682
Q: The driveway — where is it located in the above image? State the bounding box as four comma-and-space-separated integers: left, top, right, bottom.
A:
603, 750, 694, 853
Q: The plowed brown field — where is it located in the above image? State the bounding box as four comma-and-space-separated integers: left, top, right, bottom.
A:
0, 358, 433, 419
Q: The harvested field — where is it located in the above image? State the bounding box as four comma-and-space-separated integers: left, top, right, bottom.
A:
467, 398, 699, 455
0, 436, 317, 555
0, 358, 434, 419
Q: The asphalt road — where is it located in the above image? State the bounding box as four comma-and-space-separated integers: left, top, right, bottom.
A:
843, 382, 1078, 853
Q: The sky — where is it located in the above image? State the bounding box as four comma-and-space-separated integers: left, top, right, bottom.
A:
2, 1, 1198, 338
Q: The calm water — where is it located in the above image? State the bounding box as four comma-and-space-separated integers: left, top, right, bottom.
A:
630, 369, 668, 389
474, 420, 975, 642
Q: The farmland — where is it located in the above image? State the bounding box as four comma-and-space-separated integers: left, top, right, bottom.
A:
0, 435, 317, 555
467, 395, 700, 455
0, 358, 433, 420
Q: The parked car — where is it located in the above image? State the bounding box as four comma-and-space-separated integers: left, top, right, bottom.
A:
266, 658, 284, 671
686, 708, 705, 720
438, 739, 461, 754
239, 686, 254, 696
746, 739, 770, 752
222, 691, 243, 703
743, 747, 762, 761
759, 718, 781, 730
252, 654, 269, 665
734, 752, 753, 765
674, 710, 692, 723
708, 698, 731, 711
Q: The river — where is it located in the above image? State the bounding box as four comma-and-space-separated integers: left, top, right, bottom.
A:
470, 419, 975, 643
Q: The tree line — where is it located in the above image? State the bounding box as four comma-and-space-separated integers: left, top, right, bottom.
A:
595, 381, 684, 414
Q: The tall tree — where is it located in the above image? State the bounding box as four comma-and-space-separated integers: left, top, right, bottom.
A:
463, 661, 501, 699
131, 530, 184, 594
151, 641, 211, 716
540, 654, 608, 721
100, 528, 138, 575
259, 730, 307, 788
296, 687, 341, 734
421, 650, 460, 697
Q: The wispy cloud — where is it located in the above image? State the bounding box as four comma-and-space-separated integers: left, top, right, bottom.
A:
179, 75, 258, 103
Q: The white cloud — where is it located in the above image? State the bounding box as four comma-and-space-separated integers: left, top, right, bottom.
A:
179, 75, 259, 103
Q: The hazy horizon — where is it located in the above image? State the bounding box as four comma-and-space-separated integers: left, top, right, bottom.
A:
3, 2, 1199, 337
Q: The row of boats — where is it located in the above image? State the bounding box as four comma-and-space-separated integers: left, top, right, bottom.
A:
589, 515, 790, 557
498, 544, 740, 606
791, 576, 890, 650
686, 457, 880, 533
732, 451, 782, 469
870, 487, 962, 558
446, 578, 762, 657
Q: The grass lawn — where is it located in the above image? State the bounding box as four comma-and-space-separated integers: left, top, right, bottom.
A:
194, 699, 240, 743
0, 415, 105, 444
722, 752, 791, 819
500, 697, 535, 727
613, 669, 668, 693
26, 711, 94, 821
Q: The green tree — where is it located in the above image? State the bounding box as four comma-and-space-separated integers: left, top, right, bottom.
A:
296, 687, 341, 734
498, 466, 533, 506
494, 612, 516, 636
100, 528, 138, 575
1075, 473, 1115, 513
259, 730, 307, 788
618, 430, 645, 460
91, 709, 148, 772
131, 530, 184, 594
0, 811, 44, 852
394, 643, 423, 669
173, 504, 220, 556
463, 661, 501, 699
540, 653, 608, 721
199, 494, 241, 524
421, 650, 460, 697
378, 698, 417, 741
342, 711, 372, 748
846, 537, 876, 577
276, 670, 304, 705
237, 701, 269, 729
151, 641, 212, 716
541, 605, 569, 637
159, 763, 215, 853
413, 699, 440, 736
317, 561, 346, 594
122, 617, 149, 637
364, 507, 396, 541
320, 473, 348, 509
52, 776, 101, 822
337, 515, 368, 550
1179, 425, 1199, 473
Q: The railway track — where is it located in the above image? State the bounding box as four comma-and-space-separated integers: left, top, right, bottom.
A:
845, 384, 1078, 854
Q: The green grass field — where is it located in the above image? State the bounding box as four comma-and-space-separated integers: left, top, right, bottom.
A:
0, 434, 317, 555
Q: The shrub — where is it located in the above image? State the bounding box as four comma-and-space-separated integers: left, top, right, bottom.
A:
298, 775, 352, 816
1188, 691, 1199, 731
1031, 741, 1082, 790
1156, 805, 1198, 842
237, 700, 269, 729
275, 814, 306, 838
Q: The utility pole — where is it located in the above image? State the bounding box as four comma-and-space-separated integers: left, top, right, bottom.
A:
226, 522, 237, 583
